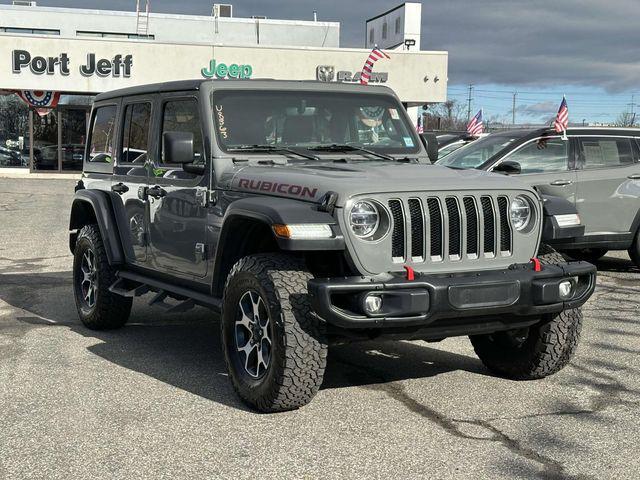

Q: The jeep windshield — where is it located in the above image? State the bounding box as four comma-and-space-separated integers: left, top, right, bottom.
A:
437, 132, 528, 169
212, 90, 421, 156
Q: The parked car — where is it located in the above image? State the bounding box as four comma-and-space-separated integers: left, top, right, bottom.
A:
421, 131, 486, 159
0, 146, 22, 167
69, 80, 595, 412
436, 127, 640, 263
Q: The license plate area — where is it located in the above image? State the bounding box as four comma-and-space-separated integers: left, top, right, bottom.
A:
448, 281, 520, 309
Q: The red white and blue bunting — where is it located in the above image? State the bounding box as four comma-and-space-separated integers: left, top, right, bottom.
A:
15, 90, 61, 116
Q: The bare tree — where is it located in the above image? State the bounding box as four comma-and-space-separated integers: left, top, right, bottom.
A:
422, 100, 467, 131
614, 111, 636, 127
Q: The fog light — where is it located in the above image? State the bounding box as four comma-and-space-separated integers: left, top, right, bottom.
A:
558, 280, 573, 299
364, 294, 383, 314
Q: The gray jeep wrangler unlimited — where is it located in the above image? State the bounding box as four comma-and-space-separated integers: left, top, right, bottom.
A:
70, 80, 596, 412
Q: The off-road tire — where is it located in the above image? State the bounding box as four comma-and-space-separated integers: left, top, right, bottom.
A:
564, 248, 608, 263
470, 244, 582, 379
73, 224, 132, 330
221, 253, 328, 412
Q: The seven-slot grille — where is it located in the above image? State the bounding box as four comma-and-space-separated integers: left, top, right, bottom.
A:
388, 194, 512, 263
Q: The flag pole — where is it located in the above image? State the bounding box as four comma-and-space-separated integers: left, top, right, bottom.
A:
562, 94, 568, 141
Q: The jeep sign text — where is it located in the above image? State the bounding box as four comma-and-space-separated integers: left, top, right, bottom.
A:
201, 59, 252, 79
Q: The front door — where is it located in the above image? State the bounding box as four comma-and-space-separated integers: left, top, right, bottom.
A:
111, 98, 154, 265
574, 136, 640, 236
493, 135, 577, 203
147, 95, 209, 278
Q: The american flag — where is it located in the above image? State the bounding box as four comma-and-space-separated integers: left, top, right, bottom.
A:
360, 47, 390, 86
466, 109, 484, 136
554, 96, 569, 133
416, 115, 424, 134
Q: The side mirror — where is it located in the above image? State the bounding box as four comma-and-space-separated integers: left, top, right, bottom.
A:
493, 160, 521, 175
163, 131, 195, 164
421, 133, 439, 163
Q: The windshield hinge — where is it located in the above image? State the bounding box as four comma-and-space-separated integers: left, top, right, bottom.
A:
195, 188, 208, 207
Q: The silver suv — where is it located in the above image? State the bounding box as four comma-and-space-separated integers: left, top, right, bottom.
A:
437, 127, 640, 264
69, 80, 596, 412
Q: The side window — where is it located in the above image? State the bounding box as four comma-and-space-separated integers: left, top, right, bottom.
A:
120, 103, 151, 164
88, 105, 117, 163
579, 137, 634, 169
504, 137, 569, 174
161, 99, 204, 167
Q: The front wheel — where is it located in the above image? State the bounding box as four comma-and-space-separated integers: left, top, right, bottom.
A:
221, 254, 328, 412
470, 245, 582, 379
628, 229, 640, 267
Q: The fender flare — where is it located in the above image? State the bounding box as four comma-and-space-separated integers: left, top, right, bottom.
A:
211, 196, 345, 296
540, 194, 585, 242
217, 196, 344, 253
69, 189, 125, 265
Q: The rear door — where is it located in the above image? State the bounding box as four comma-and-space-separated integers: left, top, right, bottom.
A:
111, 97, 154, 265
491, 135, 577, 202
147, 93, 209, 278
574, 136, 640, 235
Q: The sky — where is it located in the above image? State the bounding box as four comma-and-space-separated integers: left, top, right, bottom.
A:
3, 0, 639, 124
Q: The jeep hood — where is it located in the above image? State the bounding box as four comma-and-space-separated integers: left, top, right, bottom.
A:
223, 161, 535, 207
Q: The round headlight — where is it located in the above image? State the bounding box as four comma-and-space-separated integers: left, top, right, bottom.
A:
510, 196, 532, 231
350, 201, 379, 238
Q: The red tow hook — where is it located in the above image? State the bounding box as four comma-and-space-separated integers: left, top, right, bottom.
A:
530, 258, 542, 272
403, 265, 415, 281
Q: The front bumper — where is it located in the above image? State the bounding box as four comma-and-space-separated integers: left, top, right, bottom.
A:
308, 261, 596, 329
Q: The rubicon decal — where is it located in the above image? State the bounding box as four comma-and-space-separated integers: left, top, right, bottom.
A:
237, 179, 318, 199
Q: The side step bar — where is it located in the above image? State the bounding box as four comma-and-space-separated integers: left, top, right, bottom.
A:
109, 271, 222, 313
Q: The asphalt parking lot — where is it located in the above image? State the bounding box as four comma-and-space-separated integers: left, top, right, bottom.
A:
1, 177, 639, 479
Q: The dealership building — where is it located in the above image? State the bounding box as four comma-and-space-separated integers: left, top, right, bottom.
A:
0, 1, 447, 172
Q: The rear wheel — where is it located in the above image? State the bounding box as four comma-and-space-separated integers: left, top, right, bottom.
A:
73, 224, 132, 330
221, 254, 328, 412
470, 245, 582, 379
564, 248, 608, 263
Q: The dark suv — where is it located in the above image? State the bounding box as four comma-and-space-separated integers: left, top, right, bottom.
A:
437, 127, 640, 263
69, 80, 596, 412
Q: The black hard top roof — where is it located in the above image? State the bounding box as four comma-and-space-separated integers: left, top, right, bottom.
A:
94, 80, 206, 102
93, 79, 395, 102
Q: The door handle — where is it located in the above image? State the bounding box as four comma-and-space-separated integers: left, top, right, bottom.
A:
111, 182, 129, 194
550, 179, 573, 186
628, 174, 640, 180
147, 185, 167, 199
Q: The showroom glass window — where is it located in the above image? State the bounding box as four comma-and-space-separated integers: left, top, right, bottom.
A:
0, 95, 29, 169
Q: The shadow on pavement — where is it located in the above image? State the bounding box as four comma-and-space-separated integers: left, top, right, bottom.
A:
0, 270, 489, 407
593, 255, 639, 274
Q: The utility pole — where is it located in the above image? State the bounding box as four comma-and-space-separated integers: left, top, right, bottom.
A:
466, 84, 473, 123
628, 94, 637, 127
512, 91, 517, 126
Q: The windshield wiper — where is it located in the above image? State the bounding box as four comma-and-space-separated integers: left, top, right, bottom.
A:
307, 144, 395, 161
227, 144, 320, 161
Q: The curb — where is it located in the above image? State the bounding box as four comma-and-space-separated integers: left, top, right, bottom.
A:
0, 169, 81, 180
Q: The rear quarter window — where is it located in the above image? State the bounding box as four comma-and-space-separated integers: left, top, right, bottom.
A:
87, 105, 118, 164
579, 137, 634, 169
